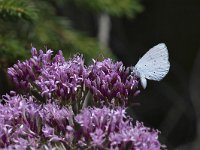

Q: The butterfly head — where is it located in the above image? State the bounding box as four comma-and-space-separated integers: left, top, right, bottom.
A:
131, 66, 140, 77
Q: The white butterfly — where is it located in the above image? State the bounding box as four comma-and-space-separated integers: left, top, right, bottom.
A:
133, 43, 170, 89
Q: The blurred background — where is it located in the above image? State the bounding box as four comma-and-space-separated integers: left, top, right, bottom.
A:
0, 0, 200, 149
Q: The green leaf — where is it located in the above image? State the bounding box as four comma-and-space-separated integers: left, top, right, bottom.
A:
73, 0, 143, 17
0, 0, 37, 21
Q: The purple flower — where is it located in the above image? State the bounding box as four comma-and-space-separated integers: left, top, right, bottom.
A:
40, 102, 74, 134
7, 60, 36, 89
7, 47, 51, 90
0, 92, 165, 149
8, 48, 87, 104
85, 59, 140, 106
5, 47, 166, 149
75, 107, 165, 149
35, 53, 87, 100
8, 48, 140, 107
0, 92, 75, 149
109, 121, 163, 150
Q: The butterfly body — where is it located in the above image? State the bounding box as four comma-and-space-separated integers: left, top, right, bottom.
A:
134, 43, 170, 89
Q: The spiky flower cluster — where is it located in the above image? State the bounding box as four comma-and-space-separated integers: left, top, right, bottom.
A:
0, 93, 164, 149
75, 107, 164, 149
8, 48, 87, 102
0, 92, 74, 149
85, 59, 139, 105
2, 47, 166, 149
8, 48, 139, 107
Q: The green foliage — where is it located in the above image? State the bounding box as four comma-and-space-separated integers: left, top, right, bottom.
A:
0, 36, 27, 65
73, 0, 143, 17
0, 0, 113, 68
0, 0, 37, 21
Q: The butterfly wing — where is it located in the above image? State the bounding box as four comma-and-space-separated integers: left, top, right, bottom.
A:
135, 43, 170, 81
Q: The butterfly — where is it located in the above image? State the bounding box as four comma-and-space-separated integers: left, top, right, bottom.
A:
133, 43, 170, 89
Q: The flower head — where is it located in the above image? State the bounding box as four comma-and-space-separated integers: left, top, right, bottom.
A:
8, 48, 87, 104
0, 92, 165, 149
4, 46, 167, 149
35, 53, 87, 101
0, 92, 74, 149
75, 107, 164, 149
85, 59, 140, 106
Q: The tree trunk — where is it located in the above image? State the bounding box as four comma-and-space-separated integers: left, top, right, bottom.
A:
97, 13, 111, 48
